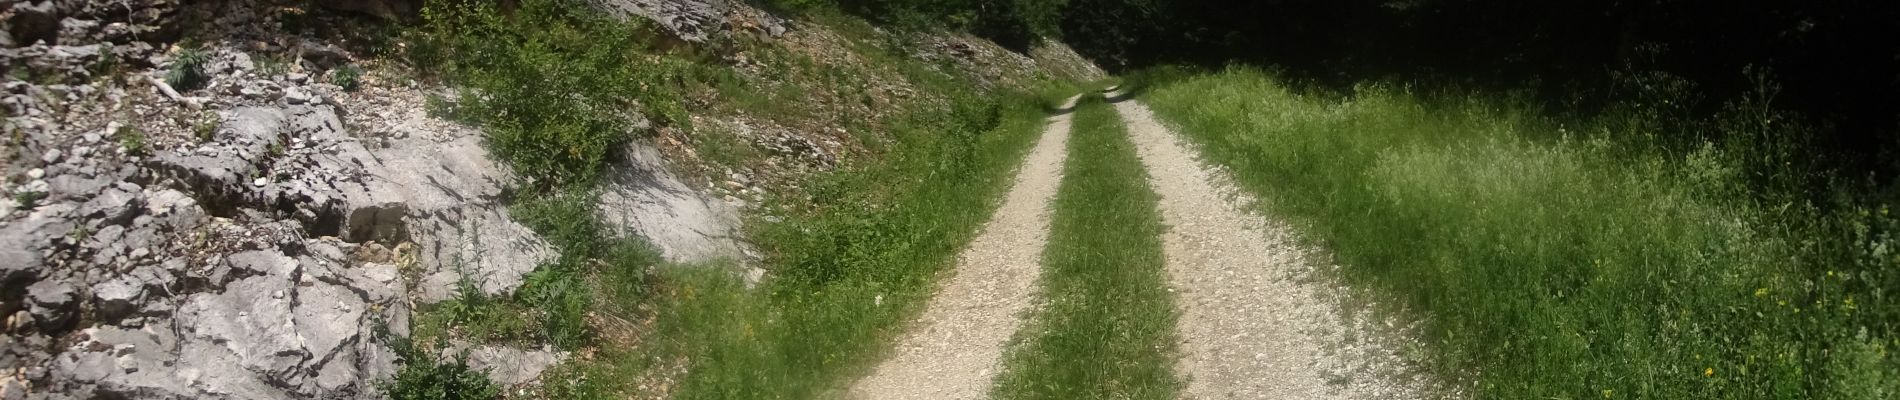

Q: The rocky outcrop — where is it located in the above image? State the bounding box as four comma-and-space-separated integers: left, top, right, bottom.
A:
0, 2, 568, 397
594, 0, 789, 42
599, 142, 749, 263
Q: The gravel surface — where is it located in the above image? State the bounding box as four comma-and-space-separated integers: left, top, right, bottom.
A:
848, 95, 1081, 399
1113, 95, 1432, 399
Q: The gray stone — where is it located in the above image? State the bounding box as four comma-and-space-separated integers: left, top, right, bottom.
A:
0, 225, 46, 287
598, 143, 749, 263
224, 250, 297, 281
46, 173, 110, 202
411, 207, 553, 302
56, 17, 97, 45
291, 282, 366, 370
179, 275, 307, 384
594, 0, 786, 42
284, 87, 315, 105
76, 186, 140, 225
93, 277, 143, 321
27, 279, 76, 330
457, 343, 564, 386
297, 41, 351, 69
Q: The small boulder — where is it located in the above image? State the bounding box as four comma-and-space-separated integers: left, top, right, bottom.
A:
27, 279, 77, 330
93, 277, 144, 321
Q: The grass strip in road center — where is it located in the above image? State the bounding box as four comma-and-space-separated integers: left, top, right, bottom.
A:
992, 95, 1183, 400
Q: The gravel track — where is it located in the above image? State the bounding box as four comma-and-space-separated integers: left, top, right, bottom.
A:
848, 95, 1081, 400
1113, 95, 1429, 399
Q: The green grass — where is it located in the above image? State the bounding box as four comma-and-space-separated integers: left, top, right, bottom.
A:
625, 86, 1065, 399
407, 0, 700, 188
992, 95, 1181, 399
396, 0, 1096, 396
1135, 66, 1900, 398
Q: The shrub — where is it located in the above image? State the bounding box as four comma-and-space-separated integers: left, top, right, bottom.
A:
408, 0, 694, 187
165, 47, 209, 91
14, 191, 47, 210
333, 64, 364, 91
114, 125, 147, 156
382, 331, 501, 400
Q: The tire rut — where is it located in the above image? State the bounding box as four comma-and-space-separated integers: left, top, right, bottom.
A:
848, 95, 1081, 400
1112, 94, 1429, 399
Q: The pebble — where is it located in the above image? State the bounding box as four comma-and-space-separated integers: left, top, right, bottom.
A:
252, 177, 268, 187
41, 149, 62, 164
26, 168, 44, 179
83, 132, 101, 143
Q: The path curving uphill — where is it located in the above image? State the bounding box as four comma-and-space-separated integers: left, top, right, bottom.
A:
849, 95, 1082, 399
1112, 93, 1428, 399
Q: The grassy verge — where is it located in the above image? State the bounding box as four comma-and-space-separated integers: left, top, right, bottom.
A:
992, 95, 1181, 399
613, 88, 1063, 399
1135, 66, 1899, 398
392, 0, 1093, 397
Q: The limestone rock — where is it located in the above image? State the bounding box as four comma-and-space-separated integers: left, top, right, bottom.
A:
598, 143, 749, 263
461, 344, 564, 386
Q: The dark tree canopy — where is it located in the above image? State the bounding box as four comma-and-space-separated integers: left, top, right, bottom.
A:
1054, 0, 1900, 181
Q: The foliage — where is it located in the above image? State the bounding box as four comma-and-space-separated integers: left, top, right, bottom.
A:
165, 47, 209, 91
255, 54, 291, 77
193, 111, 220, 142
631, 84, 1071, 399
333, 64, 364, 91
993, 95, 1180, 399
381, 328, 502, 400
1139, 66, 1900, 398
114, 125, 147, 156
407, 0, 698, 187
13, 191, 47, 210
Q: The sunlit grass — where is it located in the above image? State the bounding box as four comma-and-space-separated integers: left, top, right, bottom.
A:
1137, 67, 1899, 398
993, 95, 1181, 399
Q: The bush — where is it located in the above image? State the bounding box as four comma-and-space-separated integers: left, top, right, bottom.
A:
382, 332, 502, 400
408, 0, 695, 187
114, 125, 147, 156
333, 64, 364, 91
165, 47, 209, 91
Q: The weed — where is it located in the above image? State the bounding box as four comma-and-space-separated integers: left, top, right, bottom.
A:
193, 111, 220, 142
255, 54, 291, 77
165, 47, 210, 91
381, 323, 502, 400
408, 0, 697, 187
13, 191, 46, 210
333, 64, 364, 91
114, 125, 147, 156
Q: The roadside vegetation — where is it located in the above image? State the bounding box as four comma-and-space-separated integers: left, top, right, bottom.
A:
1133, 67, 1899, 398
993, 95, 1180, 399
382, 0, 1087, 397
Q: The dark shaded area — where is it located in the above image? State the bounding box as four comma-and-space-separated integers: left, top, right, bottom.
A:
1060, 0, 1900, 184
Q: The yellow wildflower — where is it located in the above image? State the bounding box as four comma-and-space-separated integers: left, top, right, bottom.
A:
1704, 367, 1713, 377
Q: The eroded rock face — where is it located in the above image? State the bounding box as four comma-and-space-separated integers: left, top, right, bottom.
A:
1, 29, 553, 400
593, 0, 788, 42
0, 1, 804, 397
599, 143, 749, 263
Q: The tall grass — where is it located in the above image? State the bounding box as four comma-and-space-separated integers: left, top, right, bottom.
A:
1136, 67, 1899, 398
622, 87, 1065, 399
993, 95, 1181, 399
